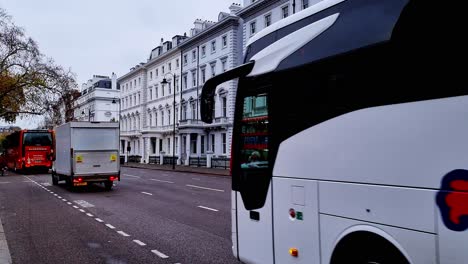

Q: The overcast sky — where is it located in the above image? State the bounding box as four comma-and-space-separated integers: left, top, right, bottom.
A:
0, 0, 240, 128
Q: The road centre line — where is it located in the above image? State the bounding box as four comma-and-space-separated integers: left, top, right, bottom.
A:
150, 179, 174, 184
141, 192, 153, 196
73, 206, 79, 209
105, 224, 116, 229
198, 206, 219, 212
79, 209, 86, 213
133, 240, 146, 246
151, 249, 169, 259
186, 184, 224, 192
95, 218, 104, 223
86, 213, 94, 217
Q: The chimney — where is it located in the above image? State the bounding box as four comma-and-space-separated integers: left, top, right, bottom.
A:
230, 3, 242, 14
111, 72, 117, 90
194, 19, 203, 30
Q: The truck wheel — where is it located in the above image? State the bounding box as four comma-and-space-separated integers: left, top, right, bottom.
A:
104, 181, 113, 191
51, 173, 58, 185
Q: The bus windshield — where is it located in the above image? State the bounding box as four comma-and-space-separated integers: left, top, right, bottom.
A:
23, 132, 53, 146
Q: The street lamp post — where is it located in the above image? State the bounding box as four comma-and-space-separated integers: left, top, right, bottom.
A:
161, 73, 176, 170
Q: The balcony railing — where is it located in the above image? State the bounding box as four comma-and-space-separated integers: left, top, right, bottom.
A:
214, 117, 229, 124
178, 119, 203, 127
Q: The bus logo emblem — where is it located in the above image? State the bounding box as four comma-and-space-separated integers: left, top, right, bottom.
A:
437, 169, 468, 231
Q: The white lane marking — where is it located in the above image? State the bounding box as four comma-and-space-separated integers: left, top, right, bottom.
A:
73, 206, 79, 209
133, 240, 146, 246
79, 209, 86, 213
197, 206, 219, 212
74, 200, 95, 208
22, 180, 33, 182
141, 192, 153, 196
62, 199, 67, 202
151, 249, 169, 259
105, 224, 116, 229
186, 184, 225, 192
150, 179, 174, 184
86, 213, 94, 217
57, 196, 62, 199
123, 174, 140, 178
54, 194, 58, 196
117, 231, 130, 237
41, 182, 51, 186
67, 202, 72, 205
0, 182, 11, 184
95, 218, 104, 223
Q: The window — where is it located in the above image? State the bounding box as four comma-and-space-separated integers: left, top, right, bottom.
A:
155, 113, 158, 126
211, 134, 215, 152
222, 133, 227, 154
150, 71, 153, 80
211, 41, 216, 52
162, 84, 165, 96
155, 86, 158, 98
183, 54, 187, 64
191, 102, 196, 119
222, 35, 227, 48
149, 88, 152, 100
201, 46, 206, 57
130, 82, 132, 89
134, 94, 137, 105
222, 59, 227, 72
138, 77, 141, 86
134, 80, 136, 87
159, 139, 163, 152
161, 111, 164, 125
201, 68, 206, 83
156, 69, 159, 76
182, 105, 187, 120
302, 0, 309, 9
201, 135, 205, 154
192, 50, 196, 61
250, 21, 256, 35
175, 137, 178, 154
282, 5, 289, 18
175, 77, 179, 92
149, 113, 152, 126
168, 82, 172, 94
138, 93, 140, 104
168, 62, 172, 71
190, 135, 197, 154
183, 75, 188, 89
162, 66, 165, 74
222, 96, 227, 117
211, 63, 216, 77
168, 110, 171, 125
176, 59, 179, 68
175, 108, 179, 123
265, 14, 271, 27
192, 71, 196, 87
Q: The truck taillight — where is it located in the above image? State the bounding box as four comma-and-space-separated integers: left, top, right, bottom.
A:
109, 176, 117, 181
73, 177, 83, 183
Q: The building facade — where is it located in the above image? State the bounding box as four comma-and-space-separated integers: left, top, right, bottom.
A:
74, 74, 120, 122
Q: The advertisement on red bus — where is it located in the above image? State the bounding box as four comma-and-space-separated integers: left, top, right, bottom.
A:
2, 130, 54, 173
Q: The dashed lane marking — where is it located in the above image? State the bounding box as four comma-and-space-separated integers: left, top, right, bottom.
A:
133, 240, 146, 246
95, 218, 104, 223
79, 209, 86, 213
86, 213, 94, 217
141, 192, 153, 196
123, 174, 140, 178
151, 249, 169, 259
197, 206, 219, 212
150, 179, 174, 184
74, 200, 95, 208
186, 184, 224, 192
73, 206, 79, 209
117, 231, 130, 237
105, 224, 116, 229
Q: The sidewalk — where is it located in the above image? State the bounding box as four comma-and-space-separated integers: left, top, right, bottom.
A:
122, 162, 231, 176
0, 215, 12, 264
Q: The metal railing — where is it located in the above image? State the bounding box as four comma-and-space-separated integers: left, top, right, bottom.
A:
212, 156, 230, 169
128, 155, 142, 163
148, 156, 160, 164
189, 156, 207, 167
163, 156, 178, 165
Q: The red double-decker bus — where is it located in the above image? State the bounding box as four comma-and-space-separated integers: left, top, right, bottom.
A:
3, 130, 54, 173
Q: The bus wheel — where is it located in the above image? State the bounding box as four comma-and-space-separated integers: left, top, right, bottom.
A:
104, 181, 113, 191
330, 231, 409, 264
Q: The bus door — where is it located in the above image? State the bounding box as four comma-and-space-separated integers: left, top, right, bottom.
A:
232, 85, 274, 264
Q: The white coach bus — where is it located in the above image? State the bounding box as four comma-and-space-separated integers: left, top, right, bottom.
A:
201, 0, 463, 263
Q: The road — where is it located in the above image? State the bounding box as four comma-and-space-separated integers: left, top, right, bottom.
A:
0, 167, 241, 264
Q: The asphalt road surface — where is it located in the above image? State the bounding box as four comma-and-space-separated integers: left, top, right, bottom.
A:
0, 167, 241, 264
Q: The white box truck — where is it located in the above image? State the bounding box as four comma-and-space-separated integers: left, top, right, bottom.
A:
52, 122, 120, 191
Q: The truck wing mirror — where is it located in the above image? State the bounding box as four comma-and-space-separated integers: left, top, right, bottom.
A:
201, 61, 255, 123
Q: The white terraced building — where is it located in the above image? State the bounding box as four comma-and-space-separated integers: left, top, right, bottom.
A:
118, 0, 321, 166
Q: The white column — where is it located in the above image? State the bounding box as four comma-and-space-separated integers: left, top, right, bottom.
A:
140, 137, 144, 163
144, 138, 150, 164
185, 134, 191, 166
124, 140, 128, 163
196, 134, 201, 157
177, 135, 182, 165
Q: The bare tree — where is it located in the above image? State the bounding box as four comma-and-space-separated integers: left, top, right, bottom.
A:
0, 8, 78, 122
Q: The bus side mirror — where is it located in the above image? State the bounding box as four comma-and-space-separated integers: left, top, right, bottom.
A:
201, 61, 255, 124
